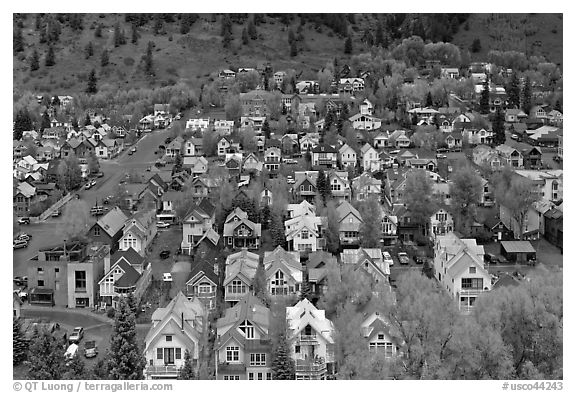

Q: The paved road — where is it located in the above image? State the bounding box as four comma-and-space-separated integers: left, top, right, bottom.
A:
13, 125, 176, 282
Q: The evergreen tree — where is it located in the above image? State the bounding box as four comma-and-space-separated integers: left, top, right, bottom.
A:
426, 91, 434, 107
269, 209, 286, 248
522, 77, 532, 115
113, 22, 126, 47
262, 119, 271, 139
85, 41, 94, 59
13, 318, 28, 366
143, 41, 155, 76
14, 108, 34, 138
375, 20, 384, 47
131, 23, 139, 44
358, 197, 382, 248
45, 45, 55, 66
362, 27, 374, 46
221, 14, 232, 48
247, 18, 257, 40
470, 38, 482, 53
14, 26, 25, 54
153, 14, 163, 35
290, 41, 297, 57
25, 329, 66, 379
241, 27, 249, 45
344, 35, 353, 54
299, 273, 311, 301
252, 260, 269, 306
324, 200, 340, 254
507, 72, 520, 109
101, 48, 109, 67
84, 113, 92, 126
41, 110, 51, 130
492, 107, 506, 146
479, 79, 490, 114
554, 99, 562, 113
106, 298, 146, 380
86, 69, 98, 94
30, 49, 40, 71
178, 350, 195, 380
270, 333, 295, 380
95, 23, 103, 38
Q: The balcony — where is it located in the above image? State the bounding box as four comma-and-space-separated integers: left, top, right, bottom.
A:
244, 338, 272, 352
295, 358, 327, 378
218, 362, 246, 373
459, 288, 488, 296
145, 365, 180, 377
299, 334, 317, 342
225, 291, 249, 302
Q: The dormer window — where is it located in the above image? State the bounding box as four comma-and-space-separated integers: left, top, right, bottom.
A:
238, 320, 254, 339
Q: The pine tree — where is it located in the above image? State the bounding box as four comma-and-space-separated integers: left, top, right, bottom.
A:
554, 99, 562, 113
290, 41, 297, 57
262, 119, 271, 139
143, 41, 155, 76
247, 18, 257, 40
25, 329, 66, 379
14, 26, 25, 54
252, 260, 269, 306
95, 23, 103, 38
30, 49, 40, 71
113, 22, 126, 47
84, 113, 92, 127
14, 108, 34, 139
41, 110, 51, 130
522, 77, 532, 115
101, 48, 109, 67
221, 14, 232, 48
86, 69, 98, 94
85, 41, 94, 58
492, 107, 506, 146
241, 27, 249, 45
270, 333, 295, 380
178, 350, 195, 380
470, 38, 482, 53
269, 210, 286, 248
13, 318, 28, 365
375, 20, 384, 47
316, 170, 331, 203
106, 298, 146, 380
479, 79, 490, 114
153, 14, 163, 35
325, 200, 340, 254
358, 197, 382, 248
344, 35, 353, 54
426, 91, 434, 107
299, 273, 311, 301
45, 45, 55, 66
131, 23, 139, 44
507, 72, 520, 109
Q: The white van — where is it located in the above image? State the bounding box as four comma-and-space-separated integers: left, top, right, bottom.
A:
65, 343, 79, 363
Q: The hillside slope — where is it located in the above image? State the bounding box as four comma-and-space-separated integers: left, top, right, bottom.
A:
13, 13, 562, 97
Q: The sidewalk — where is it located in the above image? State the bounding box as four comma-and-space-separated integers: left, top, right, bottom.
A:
22, 304, 113, 324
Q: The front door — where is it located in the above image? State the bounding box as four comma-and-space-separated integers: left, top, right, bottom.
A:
164, 348, 175, 365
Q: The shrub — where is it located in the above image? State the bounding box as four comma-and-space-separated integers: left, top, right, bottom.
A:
106, 307, 115, 319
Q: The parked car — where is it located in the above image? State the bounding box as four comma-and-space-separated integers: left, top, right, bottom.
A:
413, 255, 425, 264
436, 154, 448, 159
17, 233, 31, 241
160, 250, 171, 259
65, 344, 79, 364
90, 180, 97, 187
157, 222, 171, 229
69, 327, 84, 344
96, 172, 104, 178
436, 147, 449, 153
90, 206, 105, 216
52, 209, 61, 217
131, 147, 137, 153
398, 252, 410, 265
85, 182, 92, 190
13, 239, 28, 249
128, 150, 133, 156
84, 340, 98, 358
286, 176, 295, 184
17, 217, 30, 225
383, 251, 394, 266
13, 276, 28, 286
163, 273, 173, 282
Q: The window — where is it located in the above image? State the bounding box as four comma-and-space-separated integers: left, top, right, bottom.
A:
266, 373, 272, 380
157, 348, 163, 359
226, 346, 239, 362
94, 226, 101, 237
461, 278, 483, 289
250, 353, 266, 366
301, 230, 309, 239
175, 348, 181, 360
295, 345, 300, 354
38, 280, 44, 287
239, 320, 254, 339
198, 283, 212, 294
377, 333, 385, 340
55, 267, 59, 274
469, 267, 476, 274
228, 237, 232, 245
223, 376, 240, 380
75, 271, 87, 291
257, 373, 263, 380
229, 280, 245, 294
37, 267, 44, 274
248, 373, 254, 380
166, 335, 173, 342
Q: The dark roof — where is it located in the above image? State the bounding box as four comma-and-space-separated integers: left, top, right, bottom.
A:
112, 247, 144, 266
311, 143, 337, 153
188, 260, 219, 286
493, 273, 521, 290
113, 259, 141, 288
500, 241, 536, 254
198, 198, 216, 217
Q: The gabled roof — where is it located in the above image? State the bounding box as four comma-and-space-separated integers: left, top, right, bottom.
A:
187, 260, 219, 287
224, 250, 260, 285
286, 299, 335, 344
111, 247, 144, 267
306, 251, 337, 269
111, 258, 141, 288
216, 293, 270, 337
263, 246, 301, 271
94, 207, 129, 237
311, 143, 337, 154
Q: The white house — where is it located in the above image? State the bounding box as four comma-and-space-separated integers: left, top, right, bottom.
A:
144, 292, 207, 379
349, 113, 382, 130
285, 214, 323, 253
286, 299, 336, 379
361, 311, 403, 358
119, 210, 157, 257
338, 143, 357, 168
430, 208, 454, 237
186, 118, 210, 133
433, 233, 491, 313
361, 143, 380, 172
